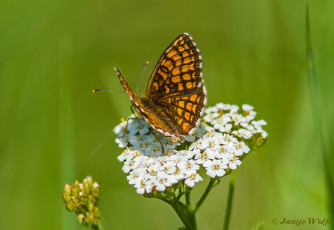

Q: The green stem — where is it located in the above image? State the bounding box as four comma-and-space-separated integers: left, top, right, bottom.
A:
186, 191, 191, 207
223, 172, 236, 230
157, 177, 222, 230
195, 178, 216, 211
93, 223, 104, 230
189, 210, 197, 230
159, 197, 193, 229
185, 191, 197, 229
173, 202, 193, 230
175, 186, 184, 202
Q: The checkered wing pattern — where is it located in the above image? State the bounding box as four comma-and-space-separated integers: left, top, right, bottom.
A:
146, 33, 206, 136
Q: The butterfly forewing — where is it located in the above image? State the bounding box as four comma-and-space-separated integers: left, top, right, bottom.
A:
146, 33, 203, 100
144, 33, 206, 137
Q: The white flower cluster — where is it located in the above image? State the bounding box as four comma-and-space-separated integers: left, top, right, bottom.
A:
114, 103, 267, 194
203, 103, 268, 140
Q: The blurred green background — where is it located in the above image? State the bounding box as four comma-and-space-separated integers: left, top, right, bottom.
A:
1, 0, 333, 229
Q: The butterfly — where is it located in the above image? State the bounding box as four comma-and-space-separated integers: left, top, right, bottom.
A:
115, 33, 206, 141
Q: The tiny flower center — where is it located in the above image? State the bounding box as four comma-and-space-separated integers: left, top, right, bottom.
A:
151, 147, 161, 153
213, 164, 220, 170
186, 162, 193, 169
189, 173, 197, 179
159, 178, 167, 184
149, 170, 157, 176
201, 152, 208, 160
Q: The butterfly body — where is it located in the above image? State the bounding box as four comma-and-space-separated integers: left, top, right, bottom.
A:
115, 33, 206, 141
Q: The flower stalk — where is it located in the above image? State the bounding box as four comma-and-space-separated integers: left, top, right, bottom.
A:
195, 177, 216, 212
223, 172, 236, 230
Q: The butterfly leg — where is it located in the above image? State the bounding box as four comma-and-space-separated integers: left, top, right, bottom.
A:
120, 105, 139, 138
130, 104, 138, 117
119, 117, 135, 138
151, 131, 165, 155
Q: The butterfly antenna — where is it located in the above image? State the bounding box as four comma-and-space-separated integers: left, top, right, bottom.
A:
89, 129, 114, 156
92, 89, 127, 94
136, 61, 150, 96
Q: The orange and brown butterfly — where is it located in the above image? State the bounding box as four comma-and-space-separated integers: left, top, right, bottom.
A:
115, 33, 207, 141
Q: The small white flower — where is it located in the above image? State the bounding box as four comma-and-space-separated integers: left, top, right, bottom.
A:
147, 163, 160, 177
261, 131, 268, 138
242, 110, 257, 123
141, 157, 155, 168
135, 142, 150, 151
203, 159, 228, 178
185, 172, 203, 187
242, 104, 254, 111
212, 116, 228, 130
203, 107, 220, 122
189, 138, 209, 151
135, 177, 153, 194
227, 154, 242, 169
230, 114, 242, 125
170, 154, 186, 165
217, 142, 235, 155
127, 167, 145, 185
230, 105, 240, 114
127, 119, 148, 135
178, 150, 196, 159
232, 128, 252, 139
234, 142, 250, 156
161, 161, 177, 174
178, 159, 200, 172
146, 144, 164, 158
216, 103, 232, 111
251, 120, 267, 131
155, 171, 178, 191
115, 136, 129, 148
122, 156, 142, 173
117, 148, 134, 162
194, 148, 217, 164
171, 166, 186, 180
129, 134, 154, 147
113, 119, 127, 137
253, 119, 267, 126
241, 122, 254, 131
136, 122, 150, 135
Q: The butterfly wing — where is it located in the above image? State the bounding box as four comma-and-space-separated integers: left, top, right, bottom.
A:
114, 67, 141, 107
115, 34, 206, 141
145, 33, 206, 136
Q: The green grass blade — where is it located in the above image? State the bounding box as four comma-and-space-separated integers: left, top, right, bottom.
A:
306, 2, 334, 225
